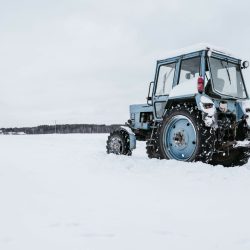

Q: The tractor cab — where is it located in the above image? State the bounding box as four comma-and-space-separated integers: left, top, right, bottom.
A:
149, 46, 249, 120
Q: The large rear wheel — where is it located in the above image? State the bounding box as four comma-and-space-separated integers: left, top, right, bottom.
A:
156, 106, 214, 163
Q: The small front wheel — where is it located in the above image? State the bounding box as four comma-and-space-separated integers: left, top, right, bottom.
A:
106, 130, 132, 155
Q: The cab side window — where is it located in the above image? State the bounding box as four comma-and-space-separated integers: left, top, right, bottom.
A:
178, 57, 200, 85
155, 63, 176, 96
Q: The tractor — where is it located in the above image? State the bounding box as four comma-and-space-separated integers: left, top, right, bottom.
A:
106, 44, 250, 166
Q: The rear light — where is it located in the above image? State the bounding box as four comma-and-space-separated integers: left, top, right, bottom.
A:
197, 76, 204, 94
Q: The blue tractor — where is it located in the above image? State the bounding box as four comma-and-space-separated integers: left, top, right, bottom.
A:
106, 45, 250, 166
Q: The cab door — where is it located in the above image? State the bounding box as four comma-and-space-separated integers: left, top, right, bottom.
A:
153, 61, 178, 120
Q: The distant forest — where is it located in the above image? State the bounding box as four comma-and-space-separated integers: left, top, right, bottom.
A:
0, 124, 121, 134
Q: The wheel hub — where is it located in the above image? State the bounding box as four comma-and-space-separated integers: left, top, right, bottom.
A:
173, 130, 186, 147
110, 137, 122, 154
163, 115, 197, 161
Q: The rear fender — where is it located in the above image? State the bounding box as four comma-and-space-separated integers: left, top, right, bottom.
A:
195, 94, 216, 127
165, 97, 196, 110
164, 95, 216, 127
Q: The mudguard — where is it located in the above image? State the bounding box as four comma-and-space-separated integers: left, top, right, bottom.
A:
120, 126, 136, 150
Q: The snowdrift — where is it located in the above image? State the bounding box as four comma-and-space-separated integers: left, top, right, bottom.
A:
0, 134, 250, 250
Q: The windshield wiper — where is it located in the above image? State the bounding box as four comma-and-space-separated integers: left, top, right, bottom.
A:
221, 60, 232, 85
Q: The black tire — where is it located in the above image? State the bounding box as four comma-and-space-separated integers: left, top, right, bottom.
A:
210, 148, 250, 167
155, 105, 215, 163
106, 130, 132, 156
146, 132, 163, 159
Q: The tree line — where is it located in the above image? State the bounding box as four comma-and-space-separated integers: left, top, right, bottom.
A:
0, 124, 121, 134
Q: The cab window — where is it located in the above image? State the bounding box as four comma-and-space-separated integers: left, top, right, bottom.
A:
178, 57, 200, 85
155, 63, 176, 96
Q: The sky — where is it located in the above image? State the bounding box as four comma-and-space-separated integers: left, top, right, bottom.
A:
0, 0, 250, 127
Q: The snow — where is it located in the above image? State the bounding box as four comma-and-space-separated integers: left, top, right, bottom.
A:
199, 96, 216, 126
161, 43, 240, 61
241, 100, 250, 127
234, 140, 250, 148
169, 76, 198, 97
1, 134, 250, 250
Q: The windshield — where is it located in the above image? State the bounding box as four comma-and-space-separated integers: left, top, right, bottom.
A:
209, 57, 247, 99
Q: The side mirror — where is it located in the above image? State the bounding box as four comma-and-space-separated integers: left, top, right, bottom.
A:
242, 61, 249, 69
147, 81, 154, 105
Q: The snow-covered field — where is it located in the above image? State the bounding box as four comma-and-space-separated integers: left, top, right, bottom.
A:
1, 134, 250, 250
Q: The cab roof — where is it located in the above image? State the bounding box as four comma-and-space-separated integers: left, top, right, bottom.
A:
160, 43, 240, 62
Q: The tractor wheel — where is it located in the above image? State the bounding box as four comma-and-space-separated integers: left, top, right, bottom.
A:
210, 148, 250, 167
156, 105, 215, 163
106, 130, 132, 156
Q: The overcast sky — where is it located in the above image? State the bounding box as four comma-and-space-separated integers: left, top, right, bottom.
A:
0, 0, 250, 127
